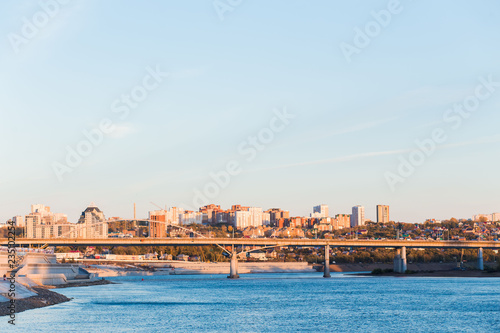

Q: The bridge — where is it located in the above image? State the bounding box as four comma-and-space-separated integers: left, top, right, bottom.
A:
3, 238, 498, 278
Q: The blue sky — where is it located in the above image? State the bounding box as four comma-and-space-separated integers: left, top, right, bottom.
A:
1, 0, 500, 223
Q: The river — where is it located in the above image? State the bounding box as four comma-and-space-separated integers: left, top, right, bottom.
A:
2, 273, 499, 332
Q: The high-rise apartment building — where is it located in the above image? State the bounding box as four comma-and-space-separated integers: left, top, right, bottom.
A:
179, 211, 204, 225
24, 203, 104, 239
77, 203, 108, 238
334, 214, 351, 229
12, 216, 25, 228
233, 207, 268, 229
199, 204, 221, 224
148, 207, 183, 225
351, 206, 365, 227
377, 205, 390, 223
266, 208, 290, 227
312, 205, 329, 218
149, 210, 167, 238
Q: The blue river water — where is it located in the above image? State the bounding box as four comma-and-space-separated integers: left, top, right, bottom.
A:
2, 273, 500, 332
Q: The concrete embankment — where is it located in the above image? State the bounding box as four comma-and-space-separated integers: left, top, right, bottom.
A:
0, 252, 107, 316
85, 261, 483, 277
84, 261, 316, 277
326, 262, 498, 273
169, 261, 315, 275
1, 253, 97, 286
327, 262, 458, 273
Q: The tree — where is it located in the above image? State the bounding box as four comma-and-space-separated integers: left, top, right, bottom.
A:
55, 246, 72, 253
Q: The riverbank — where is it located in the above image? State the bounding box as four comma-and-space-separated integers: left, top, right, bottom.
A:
326, 262, 500, 277
358, 270, 500, 278
0, 287, 70, 317
53, 279, 116, 288
82, 261, 494, 277
0, 279, 114, 317
328, 262, 459, 272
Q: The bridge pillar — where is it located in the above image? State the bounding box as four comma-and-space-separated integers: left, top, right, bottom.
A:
394, 248, 401, 273
324, 245, 331, 278
228, 251, 239, 279
401, 246, 407, 273
478, 247, 484, 271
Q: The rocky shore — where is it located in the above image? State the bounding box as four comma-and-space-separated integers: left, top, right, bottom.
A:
0, 279, 114, 317
54, 279, 116, 289
0, 287, 70, 317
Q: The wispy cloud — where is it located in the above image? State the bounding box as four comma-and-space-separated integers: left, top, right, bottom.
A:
440, 134, 500, 150
379, 85, 471, 114
244, 134, 500, 174
318, 116, 399, 139
108, 123, 137, 139
245, 148, 411, 174
170, 67, 207, 80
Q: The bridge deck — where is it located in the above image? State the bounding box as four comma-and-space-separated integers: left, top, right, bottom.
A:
2, 238, 499, 249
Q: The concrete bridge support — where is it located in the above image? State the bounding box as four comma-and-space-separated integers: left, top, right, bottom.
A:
394, 248, 401, 273
478, 247, 484, 271
401, 246, 407, 273
324, 245, 331, 278
394, 247, 408, 273
228, 251, 239, 279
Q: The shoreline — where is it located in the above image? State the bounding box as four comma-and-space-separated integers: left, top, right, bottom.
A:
355, 270, 500, 278
53, 279, 116, 289
0, 287, 70, 317
83, 261, 500, 277
0, 279, 114, 317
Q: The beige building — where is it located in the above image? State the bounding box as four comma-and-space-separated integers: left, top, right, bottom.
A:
377, 205, 390, 223
76, 203, 108, 238
25, 204, 69, 238
24, 203, 107, 239
334, 214, 351, 229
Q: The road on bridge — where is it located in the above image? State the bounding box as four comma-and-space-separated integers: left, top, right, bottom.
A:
3, 238, 500, 249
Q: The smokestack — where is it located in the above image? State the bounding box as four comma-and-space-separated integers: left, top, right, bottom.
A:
134, 203, 136, 220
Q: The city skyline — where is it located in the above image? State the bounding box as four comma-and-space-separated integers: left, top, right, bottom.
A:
7, 201, 500, 226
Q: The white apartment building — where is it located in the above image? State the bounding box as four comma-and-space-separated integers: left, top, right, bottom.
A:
262, 212, 271, 226
234, 207, 266, 229
23, 203, 105, 239
12, 215, 26, 228
179, 211, 204, 225
351, 205, 365, 227
473, 213, 500, 222
148, 207, 184, 225
312, 204, 329, 218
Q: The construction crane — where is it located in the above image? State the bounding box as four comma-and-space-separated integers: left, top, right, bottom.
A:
150, 202, 166, 211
